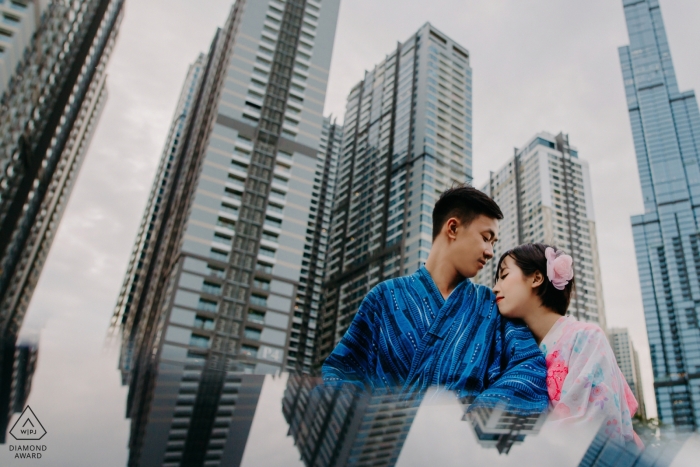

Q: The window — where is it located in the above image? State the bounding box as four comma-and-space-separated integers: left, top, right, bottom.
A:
186, 350, 206, 363
221, 203, 238, 214
189, 334, 210, 349
217, 217, 235, 230
267, 204, 283, 214
202, 281, 221, 295
248, 310, 265, 324
244, 328, 262, 340
240, 345, 258, 358
270, 189, 286, 200
250, 294, 267, 307
198, 299, 218, 313
259, 247, 276, 258
264, 217, 282, 229
194, 316, 215, 330
210, 248, 228, 261
214, 232, 232, 243
224, 187, 242, 200
256, 262, 273, 274
207, 265, 224, 278
253, 279, 270, 290
231, 159, 248, 171
262, 232, 278, 242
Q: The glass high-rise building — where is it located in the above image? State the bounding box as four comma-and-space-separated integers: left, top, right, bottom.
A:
317, 23, 473, 365
475, 132, 607, 327
619, 0, 700, 431
111, 1, 341, 464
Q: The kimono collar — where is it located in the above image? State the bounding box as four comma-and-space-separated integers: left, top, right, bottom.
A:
414, 266, 469, 307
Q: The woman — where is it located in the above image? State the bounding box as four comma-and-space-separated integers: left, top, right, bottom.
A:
492, 243, 641, 446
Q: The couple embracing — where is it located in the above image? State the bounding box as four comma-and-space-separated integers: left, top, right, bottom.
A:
322, 184, 640, 446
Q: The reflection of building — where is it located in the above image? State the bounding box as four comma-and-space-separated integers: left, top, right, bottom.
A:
577, 424, 686, 467
317, 22, 474, 365
609, 327, 646, 421
475, 132, 606, 327
462, 402, 546, 455
111, 1, 341, 465
283, 375, 418, 467
0, 339, 38, 444
619, 0, 700, 432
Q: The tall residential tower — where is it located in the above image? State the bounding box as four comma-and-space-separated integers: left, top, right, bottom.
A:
475, 132, 606, 327
619, 0, 700, 430
609, 327, 647, 421
111, 1, 341, 465
317, 23, 473, 364
0, 0, 122, 441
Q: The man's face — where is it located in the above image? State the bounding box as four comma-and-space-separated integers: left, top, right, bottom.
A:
447, 215, 498, 278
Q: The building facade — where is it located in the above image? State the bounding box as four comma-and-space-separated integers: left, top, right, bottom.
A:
619, 0, 700, 431
475, 132, 606, 327
0, 0, 49, 98
317, 23, 473, 364
111, 1, 341, 465
609, 327, 647, 421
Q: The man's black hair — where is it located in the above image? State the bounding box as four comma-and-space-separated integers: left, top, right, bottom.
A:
432, 184, 503, 240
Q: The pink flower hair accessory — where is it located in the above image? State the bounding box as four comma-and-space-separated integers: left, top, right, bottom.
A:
545, 247, 574, 290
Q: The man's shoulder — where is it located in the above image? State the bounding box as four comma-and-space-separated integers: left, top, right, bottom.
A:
467, 280, 496, 301
365, 275, 412, 301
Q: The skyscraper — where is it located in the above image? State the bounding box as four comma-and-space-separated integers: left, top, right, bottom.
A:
475, 132, 606, 327
317, 23, 473, 364
112, 53, 208, 384
619, 0, 700, 430
609, 327, 647, 421
111, 1, 341, 464
0, 0, 122, 441
291, 117, 342, 373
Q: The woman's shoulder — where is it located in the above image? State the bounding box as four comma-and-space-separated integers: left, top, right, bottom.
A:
557, 316, 610, 352
562, 316, 606, 336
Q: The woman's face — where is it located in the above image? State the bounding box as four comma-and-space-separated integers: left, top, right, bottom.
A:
492, 255, 541, 319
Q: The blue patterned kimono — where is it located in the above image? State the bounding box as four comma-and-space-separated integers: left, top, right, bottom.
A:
322, 266, 548, 414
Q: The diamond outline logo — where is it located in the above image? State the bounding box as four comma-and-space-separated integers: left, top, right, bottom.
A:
9, 406, 46, 441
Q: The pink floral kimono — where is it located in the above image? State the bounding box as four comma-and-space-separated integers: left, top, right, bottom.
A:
540, 316, 642, 446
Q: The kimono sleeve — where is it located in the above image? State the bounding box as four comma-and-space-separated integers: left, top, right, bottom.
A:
548, 325, 639, 443
470, 317, 549, 415
321, 287, 381, 390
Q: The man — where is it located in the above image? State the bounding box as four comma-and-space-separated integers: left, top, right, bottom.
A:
322, 185, 548, 413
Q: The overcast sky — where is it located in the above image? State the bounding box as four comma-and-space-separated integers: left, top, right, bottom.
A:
5, 0, 700, 464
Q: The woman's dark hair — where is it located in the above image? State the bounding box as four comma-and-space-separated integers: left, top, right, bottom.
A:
494, 243, 575, 316
432, 184, 503, 240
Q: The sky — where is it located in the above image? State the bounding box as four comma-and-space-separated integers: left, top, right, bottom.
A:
5, 0, 700, 464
